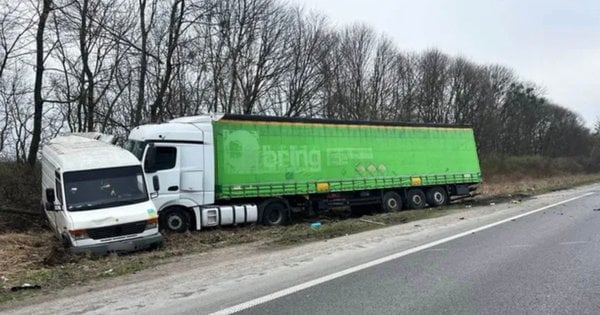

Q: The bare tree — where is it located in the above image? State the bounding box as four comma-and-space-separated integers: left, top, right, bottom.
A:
149, 0, 185, 122
27, 0, 53, 166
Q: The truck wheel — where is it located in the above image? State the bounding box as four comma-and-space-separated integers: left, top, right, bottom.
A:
261, 201, 290, 226
406, 189, 426, 209
161, 208, 190, 233
382, 191, 403, 212
426, 187, 448, 207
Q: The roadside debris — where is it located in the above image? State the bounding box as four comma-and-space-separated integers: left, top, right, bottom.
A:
10, 283, 41, 292
593, 208, 600, 212
490, 202, 496, 206
359, 219, 386, 226
310, 222, 321, 229
465, 205, 472, 208
459, 217, 465, 220
103, 268, 114, 275
511, 200, 521, 204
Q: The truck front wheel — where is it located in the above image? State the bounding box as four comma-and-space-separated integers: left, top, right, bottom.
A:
161, 208, 190, 233
260, 200, 290, 226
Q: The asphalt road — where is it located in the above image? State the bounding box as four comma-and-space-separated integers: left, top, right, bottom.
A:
237, 192, 600, 315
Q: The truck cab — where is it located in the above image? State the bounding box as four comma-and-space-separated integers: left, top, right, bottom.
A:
41, 135, 163, 253
125, 115, 259, 232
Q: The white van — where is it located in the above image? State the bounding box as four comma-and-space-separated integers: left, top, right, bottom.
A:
41, 135, 163, 253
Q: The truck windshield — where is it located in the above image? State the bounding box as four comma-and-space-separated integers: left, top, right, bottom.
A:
63, 166, 149, 212
124, 140, 145, 161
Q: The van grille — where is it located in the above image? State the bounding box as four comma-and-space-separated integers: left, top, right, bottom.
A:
87, 221, 146, 240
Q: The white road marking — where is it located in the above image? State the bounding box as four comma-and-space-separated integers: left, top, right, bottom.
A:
211, 192, 595, 315
559, 241, 588, 245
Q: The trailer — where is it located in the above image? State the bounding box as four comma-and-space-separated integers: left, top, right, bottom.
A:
125, 114, 481, 232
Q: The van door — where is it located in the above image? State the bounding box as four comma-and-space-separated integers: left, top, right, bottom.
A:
48, 171, 63, 235
144, 144, 180, 210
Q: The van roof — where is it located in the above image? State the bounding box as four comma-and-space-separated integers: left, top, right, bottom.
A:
42, 135, 141, 173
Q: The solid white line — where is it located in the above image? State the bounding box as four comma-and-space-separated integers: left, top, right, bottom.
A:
211, 192, 595, 315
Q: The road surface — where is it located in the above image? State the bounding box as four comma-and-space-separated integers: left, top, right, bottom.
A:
3, 183, 600, 315
236, 191, 600, 314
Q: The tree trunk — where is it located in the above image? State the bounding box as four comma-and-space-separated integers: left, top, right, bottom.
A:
27, 0, 52, 167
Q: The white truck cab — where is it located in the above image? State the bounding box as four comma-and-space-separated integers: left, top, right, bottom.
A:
125, 115, 258, 232
41, 134, 163, 253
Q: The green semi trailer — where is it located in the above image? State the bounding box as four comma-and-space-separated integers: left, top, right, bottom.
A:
126, 115, 481, 231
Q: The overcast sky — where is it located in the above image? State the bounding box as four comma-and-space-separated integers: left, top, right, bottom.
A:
293, 0, 600, 128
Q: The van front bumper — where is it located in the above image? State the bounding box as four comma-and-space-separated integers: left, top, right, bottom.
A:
70, 233, 163, 254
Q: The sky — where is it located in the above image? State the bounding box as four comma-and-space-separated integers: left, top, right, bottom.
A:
292, 0, 600, 128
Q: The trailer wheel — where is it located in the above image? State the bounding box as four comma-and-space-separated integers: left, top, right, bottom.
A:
261, 200, 290, 226
161, 207, 190, 233
406, 189, 426, 209
382, 191, 403, 212
426, 187, 448, 207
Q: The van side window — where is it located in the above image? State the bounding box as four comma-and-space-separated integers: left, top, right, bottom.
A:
55, 171, 63, 203
154, 147, 177, 171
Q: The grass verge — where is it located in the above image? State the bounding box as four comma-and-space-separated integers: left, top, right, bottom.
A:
2, 173, 600, 306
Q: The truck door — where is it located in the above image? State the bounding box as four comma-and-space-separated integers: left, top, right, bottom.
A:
144, 144, 180, 210
179, 144, 204, 205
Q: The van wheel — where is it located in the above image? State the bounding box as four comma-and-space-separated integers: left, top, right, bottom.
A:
426, 187, 448, 207
260, 200, 290, 226
406, 189, 426, 209
61, 234, 72, 249
382, 191, 403, 212
161, 208, 190, 233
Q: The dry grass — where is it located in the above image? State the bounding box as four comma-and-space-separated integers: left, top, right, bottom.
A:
0, 233, 53, 278
480, 173, 600, 198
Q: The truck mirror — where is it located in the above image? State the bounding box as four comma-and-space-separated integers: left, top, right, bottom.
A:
152, 175, 160, 192
45, 188, 56, 203
145, 143, 157, 173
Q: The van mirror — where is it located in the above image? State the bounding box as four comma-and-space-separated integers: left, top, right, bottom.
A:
45, 188, 56, 203
152, 175, 160, 192
145, 143, 157, 173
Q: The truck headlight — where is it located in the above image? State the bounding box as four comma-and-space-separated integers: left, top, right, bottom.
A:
68, 229, 89, 240
146, 218, 159, 230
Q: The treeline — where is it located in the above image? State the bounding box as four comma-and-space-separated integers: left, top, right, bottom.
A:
0, 0, 599, 166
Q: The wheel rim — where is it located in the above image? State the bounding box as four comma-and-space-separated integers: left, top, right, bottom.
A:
387, 198, 398, 209
412, 194, 422, 205
267, 208, 282, 224
434, 191, 444, 203
167, 215, 183, 230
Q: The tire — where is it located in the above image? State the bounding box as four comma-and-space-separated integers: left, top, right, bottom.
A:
61, 234, 72, 249
261, 200, 290, 226
161, 208, 190, 233
406, 189, 426, 209
426, 186, 448, 207
382, 191, 403, 212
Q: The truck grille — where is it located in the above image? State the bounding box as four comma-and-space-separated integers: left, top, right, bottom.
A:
87, 221, 146, 240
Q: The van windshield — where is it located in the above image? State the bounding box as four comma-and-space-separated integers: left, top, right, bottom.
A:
63, 166, 148, 212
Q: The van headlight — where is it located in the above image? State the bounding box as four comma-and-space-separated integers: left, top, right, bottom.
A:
68, 229, 89, 240
146, 218, 159, 230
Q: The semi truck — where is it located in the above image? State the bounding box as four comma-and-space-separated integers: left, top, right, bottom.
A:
41, 134, 163, 253
124, 114, 481, 232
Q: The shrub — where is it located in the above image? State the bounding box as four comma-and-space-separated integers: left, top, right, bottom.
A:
0, 162, 41, 212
